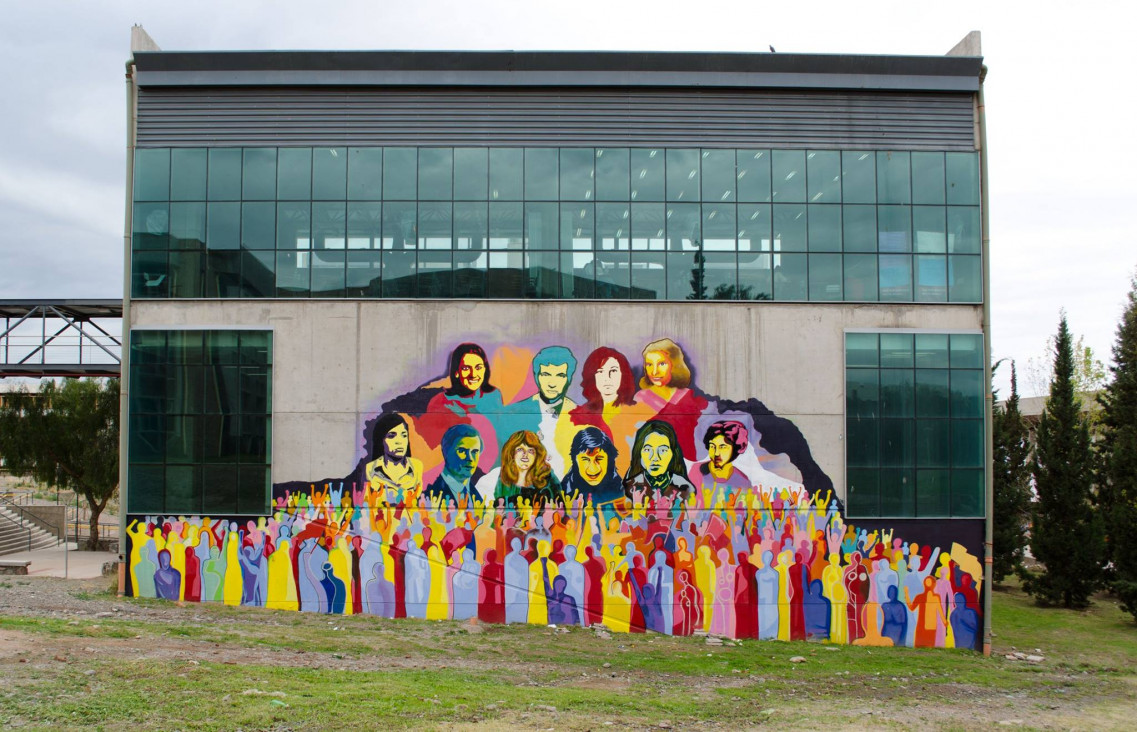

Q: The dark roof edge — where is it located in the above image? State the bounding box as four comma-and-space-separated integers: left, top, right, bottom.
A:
132, 50, 982, 92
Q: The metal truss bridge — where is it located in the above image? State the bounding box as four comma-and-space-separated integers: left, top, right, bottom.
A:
0, 300, 123, 378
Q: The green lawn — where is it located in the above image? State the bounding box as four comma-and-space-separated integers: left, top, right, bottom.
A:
0, 580, 1134, 730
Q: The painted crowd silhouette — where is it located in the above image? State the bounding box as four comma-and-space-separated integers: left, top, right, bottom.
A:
126, 338, 982, 649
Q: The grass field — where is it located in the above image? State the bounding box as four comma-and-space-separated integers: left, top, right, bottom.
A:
0, 577, 1134, 730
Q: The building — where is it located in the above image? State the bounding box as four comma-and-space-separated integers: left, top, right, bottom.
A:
120, 28, 991, 652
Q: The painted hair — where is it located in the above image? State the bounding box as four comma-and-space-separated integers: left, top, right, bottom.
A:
702, 419, 749, 460
371, 413, 411, 460
579, 347, 637, 410
638, 338, 692, 390
500, 430, 553, 491
624, 419, 687, 484
532, 345, 577, 384
563, 426, 623, 498
445, 343, 497, 397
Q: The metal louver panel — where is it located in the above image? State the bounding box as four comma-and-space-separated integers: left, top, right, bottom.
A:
136, 87, 976, 150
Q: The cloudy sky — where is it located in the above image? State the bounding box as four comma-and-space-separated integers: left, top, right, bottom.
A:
1, 0, 1133, 396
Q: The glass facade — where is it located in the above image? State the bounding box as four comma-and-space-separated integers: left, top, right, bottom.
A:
127, 330, 272, 515
131, 147, 982, 302
845, 331, 985, 518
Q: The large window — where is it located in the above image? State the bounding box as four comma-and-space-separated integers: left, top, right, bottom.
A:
131, 147, 982, 303
127, 330, 272, 515
845, 331, 985, 518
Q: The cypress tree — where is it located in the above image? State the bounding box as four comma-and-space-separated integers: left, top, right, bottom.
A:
992, 361, 1031, 583
1098, 275, 1137, 619
1021, 314, 1104, 608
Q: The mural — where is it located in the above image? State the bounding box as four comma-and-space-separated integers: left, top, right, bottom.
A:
126, 338, 983, 650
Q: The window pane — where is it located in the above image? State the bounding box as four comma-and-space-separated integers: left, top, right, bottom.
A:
951, 419, 984, 468
239, 331, 271, 366
129, 413, 165, 463
665, 252, 694, 300
487, 251, 525, 298
453, 250, 486, 298
165, 415, 201, 464
275, 251, 310, 296
418, 202, 452, 250
241, 203, 275, 250
847, 417, 878, 467
772, 150, 806, 202
347, 202, 383, 250
207, 149, 242, 200
631, 148, 665, 201
313, 202, 346, 250
915, 255, 948, 302
916, 369, 950, 417
312, 147, 347, 200
489, 148, 523, 200
949, 255, 982, 302
773, 204, 806, 252
206, 202, 240, 250
911, 152, 945, 205
913, 206, 946, 253
845, 332, 878, 368
383, 202, 417, 250
238, 466, 270, 514
880, 419, 914, 467
384, 147, 417, 200
134, 148, 170, 201
561, 203, 594, 250
631, 203, 666, 252
166, 252, 200, 298
168, 331, 203, 365
276, 202, 310, 250
630, 252, 666, 300
738, 251, 772, 300
241, 251, 276, 297
842, 151, 876, 204
737, 150, 771, 203
702, 204, 735, 251
951, 469, 984, 517
382, 251, 417, 297
165, 465, 202, 514
201, 414, 240, 462
168, 363, 204, 413
946, 152, 980, 205
880, 468, 915, 517
705, 252, 738, 299
876, 151, 910, 204
564, 252, 594, 298
203, 465, 238, 515
701, 149, 735, 202
489, 202, 523, 250
348, 147, 383, 200
526, 251, 561, 298
844, 253, 878, 301
525, 203, 558, 250
947, 207, 981, 254
454, 201, 487, 256
204, 251, 243, 297
841, 205, 876, 253
454, 148, 488, 200
846, 369, 880, 420
880, 368, 915, 417
595, 250, 630, 297
880, 333, 913, 367
128, 464, 165, 513
665, 203, 698, 251
807, 205, 841, 251
346, 250, 383, 297
808, 253, 842, 301
525, 148, 558, 200
595, 148, 629, 201
915, 333, 949, 368
133, 203, 169, 250
419, 148, 453, 201
204, 365, 240, 413
878, 206, 911, 252
950, 334, 984, 369
242, 148, 276, 200
807, 150, 841, 203
597, 203, 631, 251
170, 149, 206, 201
277, 148, 312, 200
916, 419, 950, 467
917, 469, 951, 517
240, 366, 271, 413
846, 468, 880, 517
666, 149, 699, 202
879, 254, 912, 301
559, 148, 594, 201
773, 253, 807, 300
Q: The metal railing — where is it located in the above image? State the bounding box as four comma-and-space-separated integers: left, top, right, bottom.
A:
0, 505, 33, 552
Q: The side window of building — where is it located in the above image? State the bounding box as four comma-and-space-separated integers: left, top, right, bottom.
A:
127, 329, 272, 515
845, 331, 985, 518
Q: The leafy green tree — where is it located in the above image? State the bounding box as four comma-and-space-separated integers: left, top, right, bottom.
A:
1021, 314, 1104, 607
992, 361, 1032, 583
0, 378, 119, 550
1097, 274, 1137, 619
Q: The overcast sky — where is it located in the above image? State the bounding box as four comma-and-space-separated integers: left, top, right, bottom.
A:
1, 0, 1134, 396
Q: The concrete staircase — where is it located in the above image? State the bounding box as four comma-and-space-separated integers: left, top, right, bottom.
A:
0, 505, 59, 556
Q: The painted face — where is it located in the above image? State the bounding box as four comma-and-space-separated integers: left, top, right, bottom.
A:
537, 363, 569, 403
595, 357, 622, 404
383, 423, 409, 460
707, 435, 735, 470
513, 443, 536, 473
644, 350, 673, 388
641, 432, 673, 478
457, 353, 485, 393
450, 436, 482, 480
576, 447, 608, 486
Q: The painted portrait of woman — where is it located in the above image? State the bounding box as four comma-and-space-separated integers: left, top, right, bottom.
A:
623, 420, 694, 502
364, 413, 424, 502
632, 338, 707, 458
495, 430, 560, 508
569, 347, 641, 474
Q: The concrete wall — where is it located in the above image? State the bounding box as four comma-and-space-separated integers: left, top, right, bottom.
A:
130, 300, 983, 499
